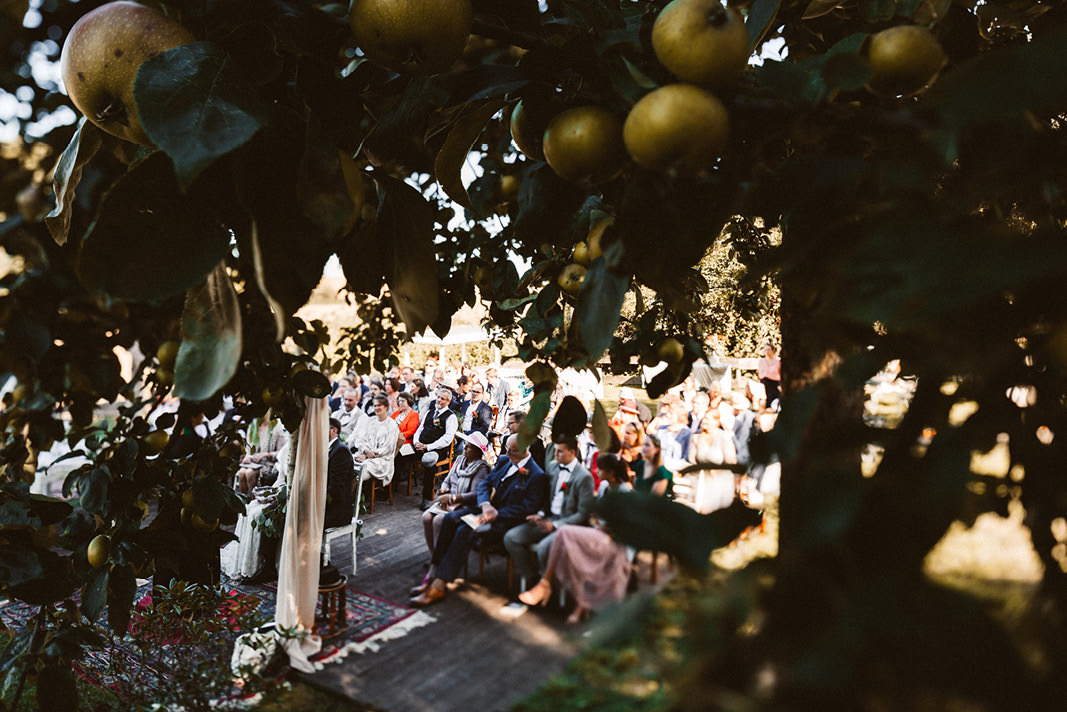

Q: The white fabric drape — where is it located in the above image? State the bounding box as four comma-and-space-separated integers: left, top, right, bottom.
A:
275, 395, 328, 672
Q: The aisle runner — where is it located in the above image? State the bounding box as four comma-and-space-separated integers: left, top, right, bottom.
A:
0, 579, 434, 697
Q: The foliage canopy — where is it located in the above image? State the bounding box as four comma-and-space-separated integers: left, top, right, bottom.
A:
2, 0, 1067, 709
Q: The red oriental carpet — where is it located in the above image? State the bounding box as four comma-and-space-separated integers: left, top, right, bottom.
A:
0, 579, 433, 700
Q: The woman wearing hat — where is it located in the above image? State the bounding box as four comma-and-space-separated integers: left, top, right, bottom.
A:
415, 430, 492, 588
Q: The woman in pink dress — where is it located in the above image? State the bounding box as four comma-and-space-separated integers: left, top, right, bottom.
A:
518, 453, 633, 623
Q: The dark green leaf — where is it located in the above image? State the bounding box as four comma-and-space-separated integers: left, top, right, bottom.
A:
26, 494, 73, 526
518, 391, 552, 452
44, 118, 102, 246
750, 0, 783, 47
297, 120, 356, 244
8, 549, 76, 605
576, 260, 629, 359
0, 544, 43, 587
375, 176, 440, 335
136, 42, 267, 188
513, 163, 587, 251
498, 293, 538, 311
82, 565, 108, 622
174, 262, 242, 401
0, 500, 38, 530
862, 0, 899, 23
292, 369, 331, 398
597, 495, 761, 573
106, 564, 136, 635
79, 152, 231, 302
822, 51, 872, 92
435, 101, 507, 210
755, 60, 826, 104
927, 26, 1067, 130
591, 400, 615, 452
36, 662, 77, 712
552, 395, 588, 441
79, 467, 110, 517
801, 0, 837, 20
236, 119, 334, 326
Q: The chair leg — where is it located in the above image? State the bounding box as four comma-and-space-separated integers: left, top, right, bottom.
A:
387, 479, 394, 506
368, 480, 375, 514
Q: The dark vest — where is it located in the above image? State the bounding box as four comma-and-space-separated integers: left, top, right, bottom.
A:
418, 406, 454, 448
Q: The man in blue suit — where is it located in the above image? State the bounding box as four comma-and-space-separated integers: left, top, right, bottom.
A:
410, 434, 547, 606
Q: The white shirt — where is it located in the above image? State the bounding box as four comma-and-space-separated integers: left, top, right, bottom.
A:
549, 462, 573, 516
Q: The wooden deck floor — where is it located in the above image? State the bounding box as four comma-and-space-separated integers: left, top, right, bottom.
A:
293, 481, 670, 712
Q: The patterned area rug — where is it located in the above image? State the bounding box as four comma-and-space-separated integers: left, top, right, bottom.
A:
0, 578, 433, 698
230, 579, 435, 666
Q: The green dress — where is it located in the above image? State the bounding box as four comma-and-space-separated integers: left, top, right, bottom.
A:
630, 459, 673, 497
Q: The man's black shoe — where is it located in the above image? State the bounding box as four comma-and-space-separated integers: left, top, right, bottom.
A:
419, 500, 432, 511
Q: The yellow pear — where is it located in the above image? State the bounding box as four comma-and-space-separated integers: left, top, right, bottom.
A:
558, 263, 587, 294
867, 25, 947, 97
60, 1, 194, 145
652, 0, 750, 88
623, 84, 729, 171
350, 0, 472, 75
543, 106, 626, 186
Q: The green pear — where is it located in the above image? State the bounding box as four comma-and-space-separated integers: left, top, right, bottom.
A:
60, 1, 194, 145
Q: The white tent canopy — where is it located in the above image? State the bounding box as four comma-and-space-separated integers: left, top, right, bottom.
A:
408, 324, 495, 365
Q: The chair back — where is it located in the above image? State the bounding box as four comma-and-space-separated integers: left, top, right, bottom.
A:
350, 468, 364, 522
431, 442, 455, 494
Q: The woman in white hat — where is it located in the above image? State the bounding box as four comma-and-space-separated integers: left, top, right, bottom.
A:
413, 430, 492, 592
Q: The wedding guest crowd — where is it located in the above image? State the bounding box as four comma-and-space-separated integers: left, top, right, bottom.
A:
212, 349, 780, 625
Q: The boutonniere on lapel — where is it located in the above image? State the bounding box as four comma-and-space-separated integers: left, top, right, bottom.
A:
518, 467, 530, 484
559, 481, 569, 493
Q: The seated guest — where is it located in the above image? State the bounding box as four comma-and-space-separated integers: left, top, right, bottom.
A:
614, 387, 652, 426
383, 377, 402, 415
505, 434, 595, 590
414, 388, 460, 511
331, 388, 364, 444
453, 375, 471, 415
235, 410, 287, 495
519, 453, 634, 622
363, 380, 383, 416
505, 409, 546, 470
352, 394, 401, 492
417, 431, 492, 580
325, 417, 355, 528
328, 376, 353, 413
409, 434, 547, 606
618, 421, 643, 464
392, 391, 420, 447
461, 381, 494, 437
221, 441, 291, 580
400, 365, 416, 393
410, 378, 433, 414
630, 433, 673, 497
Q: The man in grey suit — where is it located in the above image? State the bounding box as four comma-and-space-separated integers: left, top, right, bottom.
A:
504, 434, 595, 590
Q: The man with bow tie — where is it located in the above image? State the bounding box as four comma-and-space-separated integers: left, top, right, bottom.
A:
410, 433, 547, 606
503, 434, 595, 592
